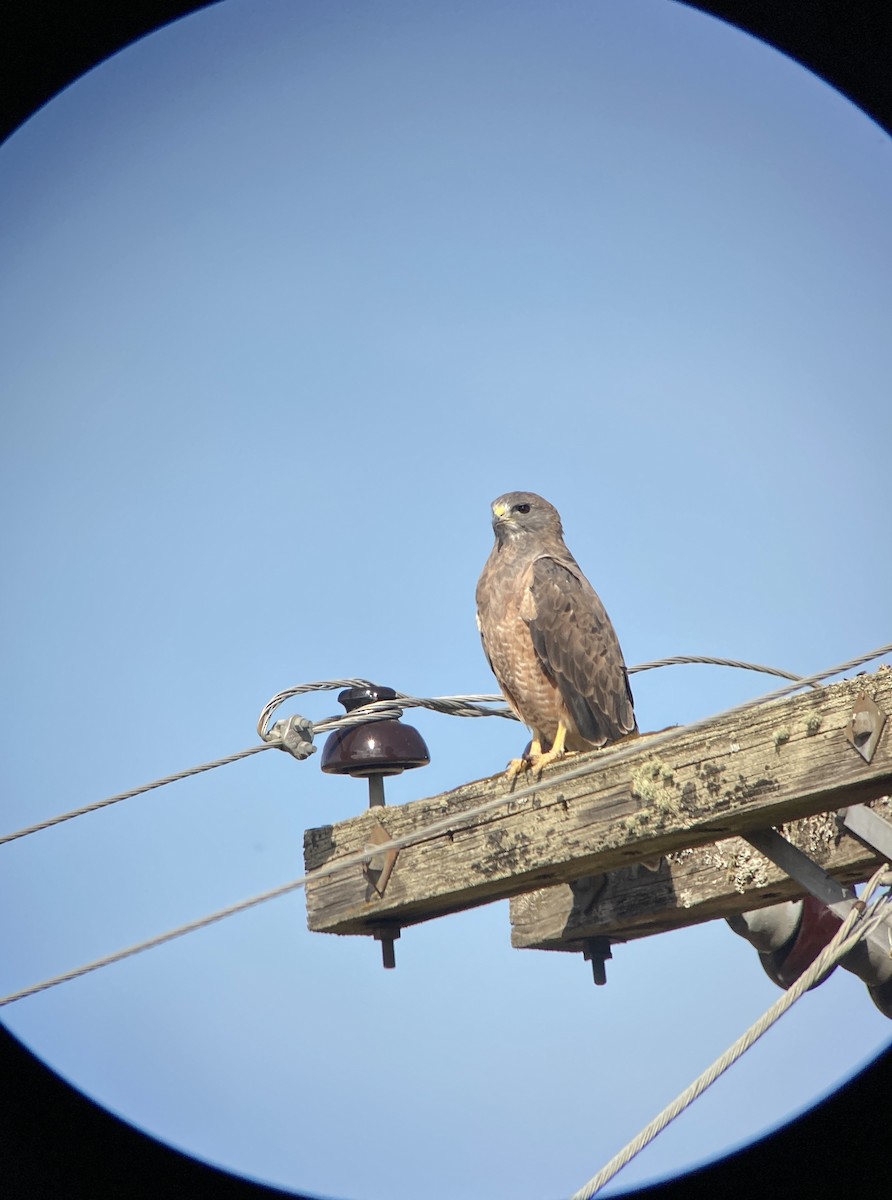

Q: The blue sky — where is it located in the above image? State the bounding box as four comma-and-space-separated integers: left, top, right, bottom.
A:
1, 2, 890, 1198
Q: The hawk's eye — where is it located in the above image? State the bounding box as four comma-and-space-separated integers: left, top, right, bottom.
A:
514, 503, 531, 514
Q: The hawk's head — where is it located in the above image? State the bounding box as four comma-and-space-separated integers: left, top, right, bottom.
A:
490, 492, 564, 544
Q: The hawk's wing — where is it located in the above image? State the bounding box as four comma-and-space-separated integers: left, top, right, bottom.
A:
523, 554, 636, 745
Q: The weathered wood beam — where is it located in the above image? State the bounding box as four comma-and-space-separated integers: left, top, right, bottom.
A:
509, 795, 892, 950
303, 669, 892, 937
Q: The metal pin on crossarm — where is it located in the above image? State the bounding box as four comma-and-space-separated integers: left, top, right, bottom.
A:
319, 684, 430, 968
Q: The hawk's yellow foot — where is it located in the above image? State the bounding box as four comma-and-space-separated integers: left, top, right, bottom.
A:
505, 737, 543, 786
528, 721, 569, 776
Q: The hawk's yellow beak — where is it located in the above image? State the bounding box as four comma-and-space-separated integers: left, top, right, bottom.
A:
492, 501, 510, 519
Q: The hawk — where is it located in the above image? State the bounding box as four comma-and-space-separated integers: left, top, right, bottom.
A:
476, 491, 637, 778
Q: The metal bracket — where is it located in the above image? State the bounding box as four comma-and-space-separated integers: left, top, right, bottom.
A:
743, 828, 853, 918
845, 692, 887, 763
838, 803, 892, 862
362, 819, 399, 898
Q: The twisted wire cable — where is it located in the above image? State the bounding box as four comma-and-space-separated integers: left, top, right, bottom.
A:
3, 651, 849, 849
0, 745, 273, 846
569, 865, 892, 1199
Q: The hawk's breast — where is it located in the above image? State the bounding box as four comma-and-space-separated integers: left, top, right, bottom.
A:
476, 554, 567, 745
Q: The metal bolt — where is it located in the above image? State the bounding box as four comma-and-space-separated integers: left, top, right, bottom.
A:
368, 775, 386, 808
582, 937, 613, 986
373, 927, 400, 969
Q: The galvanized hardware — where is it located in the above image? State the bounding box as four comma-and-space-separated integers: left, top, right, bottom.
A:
845, 692, 887, 763
372, 926, 400, 969
362, 819, 399, 898
838, 803, 892, 861
744, 828, 852, 914
265, 714, 316, 760
582, 937, 612, 986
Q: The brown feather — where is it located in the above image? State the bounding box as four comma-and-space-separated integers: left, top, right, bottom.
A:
527, 554, 636, 746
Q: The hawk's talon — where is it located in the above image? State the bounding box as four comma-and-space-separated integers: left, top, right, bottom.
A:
505, 757, 530, 790
504, 730, 570, 786
528, 747, 563, 776
527, 721, 570, 778
504, 737, 544, 788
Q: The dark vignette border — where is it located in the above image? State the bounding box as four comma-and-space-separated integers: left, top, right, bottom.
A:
1, 2, 890, 1198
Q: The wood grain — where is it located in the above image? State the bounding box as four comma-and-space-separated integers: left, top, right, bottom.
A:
304, 668, 892, 938
509, 795, 892, 949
